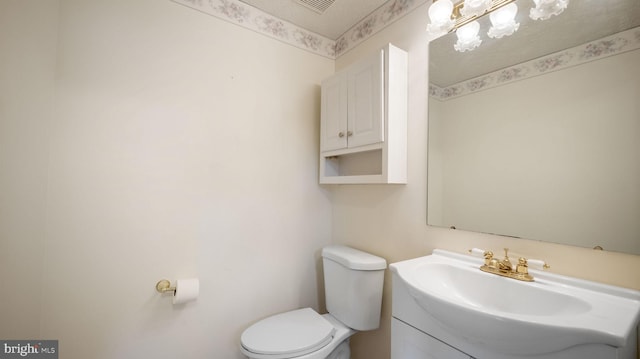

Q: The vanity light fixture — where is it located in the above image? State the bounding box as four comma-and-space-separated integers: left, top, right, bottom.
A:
459, 0, 493, 17
454, 20, 482, 51
426, 0, 518, 36
530, 0, 569, 20
487, 3, 519, 38
426, 0, 456, 37
427, 0, 569, 52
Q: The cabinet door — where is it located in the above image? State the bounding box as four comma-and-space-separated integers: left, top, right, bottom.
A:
392, 319, 471, 359
320, 72, 348, 152
347, 48, 384, 148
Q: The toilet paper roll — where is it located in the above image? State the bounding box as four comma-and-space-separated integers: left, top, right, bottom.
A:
173, 278, 199, 305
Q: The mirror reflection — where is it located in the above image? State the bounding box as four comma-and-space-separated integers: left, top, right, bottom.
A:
427, 0, 640, 254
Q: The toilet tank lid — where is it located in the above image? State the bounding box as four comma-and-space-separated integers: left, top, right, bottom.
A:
322, 245, 387, 271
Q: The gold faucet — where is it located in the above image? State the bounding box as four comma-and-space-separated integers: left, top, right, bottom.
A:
480, 248, 537, 282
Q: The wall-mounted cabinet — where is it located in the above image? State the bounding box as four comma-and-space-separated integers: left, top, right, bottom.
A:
319, 43, 408, 184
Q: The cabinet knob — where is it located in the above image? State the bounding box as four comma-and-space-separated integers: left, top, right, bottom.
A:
347, 131, 353, 137
338, 132, 345, 138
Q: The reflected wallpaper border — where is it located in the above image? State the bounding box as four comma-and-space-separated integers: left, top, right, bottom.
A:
429, 26, 640, 101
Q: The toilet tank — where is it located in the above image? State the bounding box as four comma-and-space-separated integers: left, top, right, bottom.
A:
321, 245, 387, 331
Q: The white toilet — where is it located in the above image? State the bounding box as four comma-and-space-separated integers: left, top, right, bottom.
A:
240, 245, 387, 359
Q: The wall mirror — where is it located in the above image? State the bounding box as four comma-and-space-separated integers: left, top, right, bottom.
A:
427, 0, 640, 255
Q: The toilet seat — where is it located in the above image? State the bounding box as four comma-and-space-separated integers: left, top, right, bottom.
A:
241, 308, 336, 359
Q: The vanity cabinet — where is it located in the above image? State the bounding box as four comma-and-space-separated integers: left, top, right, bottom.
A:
319, 43, 407, 184
392, 318, 473, 359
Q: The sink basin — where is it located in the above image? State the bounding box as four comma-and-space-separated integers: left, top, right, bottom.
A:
419, 262, 592, 316
390, 250, 640, 356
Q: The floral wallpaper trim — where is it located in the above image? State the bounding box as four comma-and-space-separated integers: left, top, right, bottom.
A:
430, 26, 640, 101
171, 0, 427, 59
172, 0, 336, 58
335, 0, 428, 57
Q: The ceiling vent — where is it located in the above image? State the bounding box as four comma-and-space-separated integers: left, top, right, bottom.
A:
295, 0, 337, 14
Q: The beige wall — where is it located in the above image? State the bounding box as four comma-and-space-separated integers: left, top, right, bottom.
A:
0, 0, 59, 338
2, 0, 333, 358
332, 3, 640, 359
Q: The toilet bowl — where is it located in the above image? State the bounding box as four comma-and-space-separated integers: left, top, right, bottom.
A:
239, 245, 386, 359
240, 308, 355, 359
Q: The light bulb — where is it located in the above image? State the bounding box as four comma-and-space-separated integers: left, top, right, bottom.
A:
487, 3, 519, 38
457, 21, 480, 42
530, 0, 569, 20
491, 3, 517, 26
460, 0, 492, 17
429, 0, 454, 25
427, 0, 455, 36
454, 21, 482, 52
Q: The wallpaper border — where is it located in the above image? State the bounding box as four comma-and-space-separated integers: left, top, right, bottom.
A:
171, 0, 428, 59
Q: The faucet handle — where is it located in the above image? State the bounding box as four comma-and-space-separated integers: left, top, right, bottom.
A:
516, 257, 550, 273
482, 250, 494, 266
516, 257, 529, 274
468, 248, 487, 258
527, 259, 550, 270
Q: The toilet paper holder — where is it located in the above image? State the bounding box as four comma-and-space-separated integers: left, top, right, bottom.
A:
155, 279, 176, 294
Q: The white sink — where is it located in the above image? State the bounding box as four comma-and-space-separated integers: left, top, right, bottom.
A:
390, 250, 640, 356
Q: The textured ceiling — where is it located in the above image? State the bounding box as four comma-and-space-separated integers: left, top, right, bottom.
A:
239, 0, 390, 39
